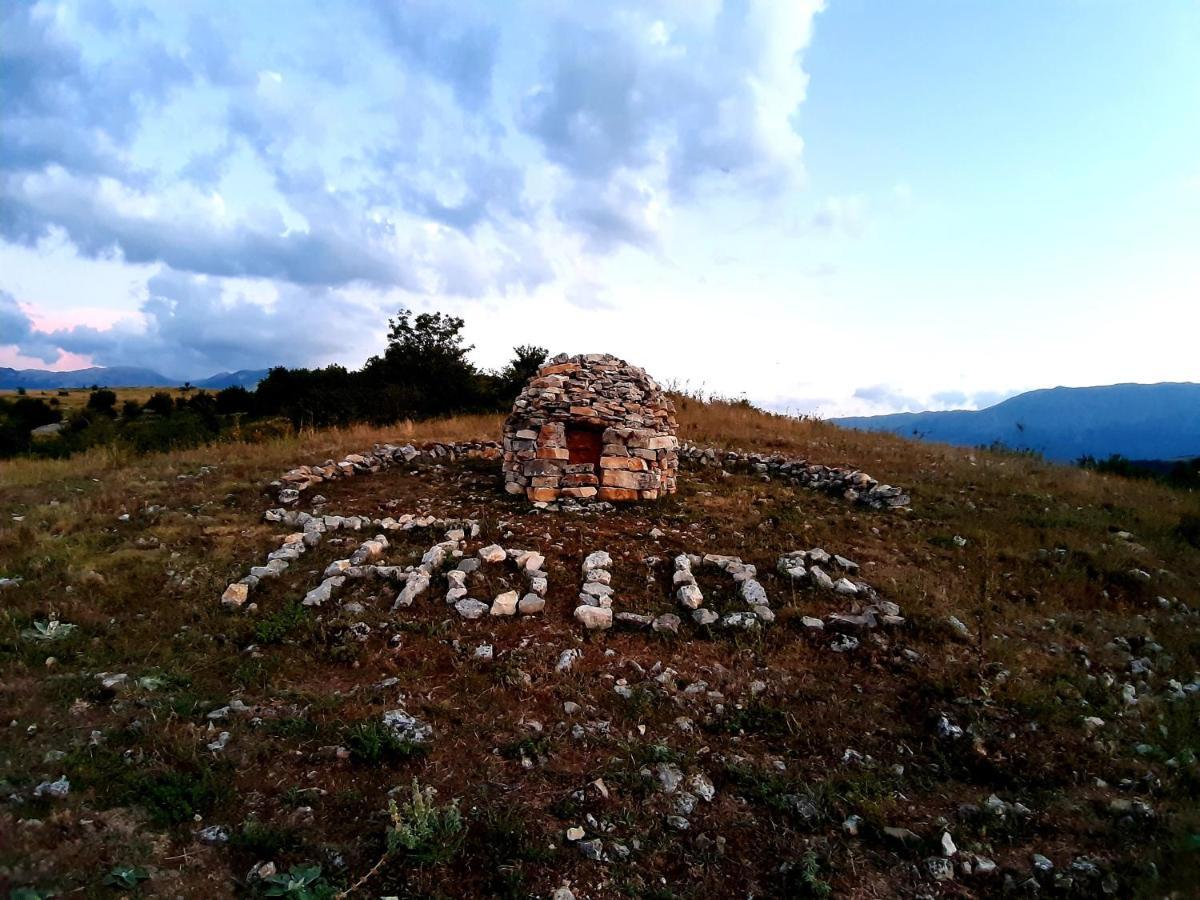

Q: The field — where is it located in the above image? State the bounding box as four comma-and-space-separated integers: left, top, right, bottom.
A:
2, 398, 1198, 898
1, 386, 187, 413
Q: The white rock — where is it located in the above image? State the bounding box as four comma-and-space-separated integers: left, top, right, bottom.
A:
574, 605, 613, 630
490, 590, 519, 616
455, 598, 489, 619
478, 544, 507, 564
582, 550, 611, 571
393, 572, 430, 608
740, 579, 768, 606
33, 776, 70, 798
677, 583, 704, 609
381, 708, 432, 744
941, 831, 957, 857
221, 583, 249, 610
810, 566, 835, 590
518, 593, 545, 614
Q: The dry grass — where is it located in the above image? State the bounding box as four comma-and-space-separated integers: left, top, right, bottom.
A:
1, 385, 183, 412
1, 398, 1198, 898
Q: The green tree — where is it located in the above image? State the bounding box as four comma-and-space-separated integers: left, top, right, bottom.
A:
499, 344, 548, 402
362, 309, 482, 418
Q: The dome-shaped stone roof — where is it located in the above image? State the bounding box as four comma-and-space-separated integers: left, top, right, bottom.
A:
501, 353, 679, 504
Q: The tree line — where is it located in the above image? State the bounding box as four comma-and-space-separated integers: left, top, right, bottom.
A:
0, 310, 547, 459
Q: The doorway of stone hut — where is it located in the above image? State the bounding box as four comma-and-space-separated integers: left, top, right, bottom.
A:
565, 423, 603, 473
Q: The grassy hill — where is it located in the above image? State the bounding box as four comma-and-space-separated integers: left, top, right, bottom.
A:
1, 398, 1197, 897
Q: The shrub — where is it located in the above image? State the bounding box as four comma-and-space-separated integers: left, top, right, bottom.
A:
86, 389, 117, 416
1177, 514, 1200, 550
345, 721, 426, 763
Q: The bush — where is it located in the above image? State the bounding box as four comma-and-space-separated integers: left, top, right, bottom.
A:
144, 391, 174, 417
86, 389, 117, 416
121, 399, 142, 419
345, 721, 426, 763
1177, 514, 1200, 550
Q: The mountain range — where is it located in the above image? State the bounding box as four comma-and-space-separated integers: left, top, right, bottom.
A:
0, 366, 270, 391
833, 382, 1200, 462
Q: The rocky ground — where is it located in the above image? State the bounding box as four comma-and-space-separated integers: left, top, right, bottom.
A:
1, 404, 1198, 898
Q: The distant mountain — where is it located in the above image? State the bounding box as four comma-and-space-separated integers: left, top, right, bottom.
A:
194, 369, 270, 389
0, 366, 270, 391
0, 365, 173, 389
832, 382, 1200, 462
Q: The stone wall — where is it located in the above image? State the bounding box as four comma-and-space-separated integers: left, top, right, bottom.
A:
501, 353, 679, 504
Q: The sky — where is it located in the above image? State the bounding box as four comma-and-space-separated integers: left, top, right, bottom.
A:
1, 0, 1197, 417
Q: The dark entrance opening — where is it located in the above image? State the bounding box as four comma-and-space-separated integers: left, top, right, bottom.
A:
565, 424, 603, 469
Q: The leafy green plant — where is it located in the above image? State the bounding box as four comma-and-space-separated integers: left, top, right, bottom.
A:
102, 864, 150, 890
254, 601, 309, 644
781, 850, 832, 898
21, 618, 77, 641
261, 864, 330, 898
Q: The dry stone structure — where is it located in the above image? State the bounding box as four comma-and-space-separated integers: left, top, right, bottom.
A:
502, 353, 679, 504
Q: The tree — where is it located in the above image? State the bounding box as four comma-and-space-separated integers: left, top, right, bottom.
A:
361, 309, 482, 418
499, 345, 548, 402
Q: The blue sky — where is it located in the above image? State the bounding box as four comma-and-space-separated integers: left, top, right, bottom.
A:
1, 0, 1197, 416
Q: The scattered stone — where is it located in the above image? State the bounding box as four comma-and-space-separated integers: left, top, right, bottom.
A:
577, 839, 603, 861
947, 615, 972, 640
936, 715, 964, 740
381, 708, 432, 745
556, 649, 581, 672
927, 857, 954, 881
197, 824, 230, 845
33, 776, 70, 799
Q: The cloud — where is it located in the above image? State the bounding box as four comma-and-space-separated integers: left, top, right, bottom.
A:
369, 1, 499, 111
6, 270, 383, 378
931, 389, 968, 407
810, 195, 867, 237
519, 2, 821, 246
0, 289, 60, 363
852, 384, 924, 412
0, 0, 827, 373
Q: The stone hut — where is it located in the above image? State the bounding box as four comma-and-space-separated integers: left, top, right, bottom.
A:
502, 353, 679, 503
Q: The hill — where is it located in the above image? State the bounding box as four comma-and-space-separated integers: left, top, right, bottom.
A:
833, 381, 1200, 462
194, 369, 270, 390
1, 399, 1197, 897
0, 365, 174, 389
0, 366, 270, 391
